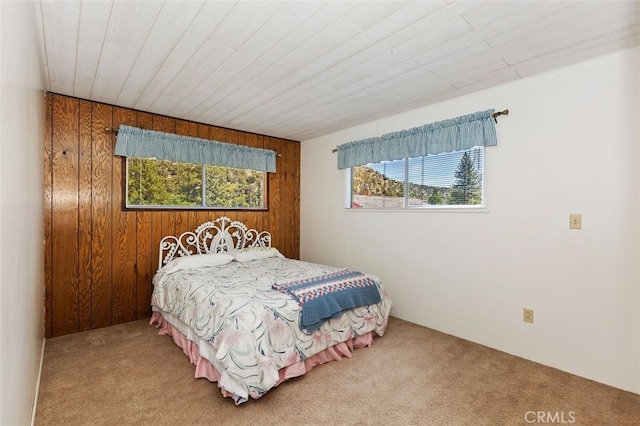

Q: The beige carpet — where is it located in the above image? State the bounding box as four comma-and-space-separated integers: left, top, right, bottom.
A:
35, 317, 639, 426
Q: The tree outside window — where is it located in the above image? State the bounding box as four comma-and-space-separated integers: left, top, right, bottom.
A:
126, 158, 265, 209
350, 147, 484, 209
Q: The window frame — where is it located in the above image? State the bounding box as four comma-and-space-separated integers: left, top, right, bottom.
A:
345, 147, 489, 212
121, 157, 269, 211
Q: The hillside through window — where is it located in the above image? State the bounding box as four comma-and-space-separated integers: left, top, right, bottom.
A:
349, 147, 484, 209
126, 158, 266, 210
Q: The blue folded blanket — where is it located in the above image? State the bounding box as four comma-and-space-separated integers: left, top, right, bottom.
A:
272, 269, 382, 333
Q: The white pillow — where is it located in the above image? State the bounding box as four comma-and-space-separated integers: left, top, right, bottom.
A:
162, 253, 234, 274
233, 247, 283, 263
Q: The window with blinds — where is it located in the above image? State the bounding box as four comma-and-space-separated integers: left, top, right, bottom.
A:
349, 147, 484, 209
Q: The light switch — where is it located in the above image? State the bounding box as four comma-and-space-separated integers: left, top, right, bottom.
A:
569, 214, 582, 230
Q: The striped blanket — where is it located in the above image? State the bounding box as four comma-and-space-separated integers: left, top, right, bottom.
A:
272, 269, 382, 333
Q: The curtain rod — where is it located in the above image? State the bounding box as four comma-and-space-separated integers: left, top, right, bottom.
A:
491, 109, 509, 122
105, 127, 281, 157
330, 109, 509, 153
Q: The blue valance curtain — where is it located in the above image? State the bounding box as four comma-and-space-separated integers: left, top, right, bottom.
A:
336, 109, 497, 169
114, 125, 277, 172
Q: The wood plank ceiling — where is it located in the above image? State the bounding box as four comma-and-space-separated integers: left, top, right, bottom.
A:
34, 0, 640, 141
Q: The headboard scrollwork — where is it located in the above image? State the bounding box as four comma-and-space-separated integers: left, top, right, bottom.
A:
158, 216, 272, 269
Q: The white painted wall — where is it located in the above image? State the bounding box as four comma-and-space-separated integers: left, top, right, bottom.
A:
0, 1, 46, 424
301, 48, 640, 394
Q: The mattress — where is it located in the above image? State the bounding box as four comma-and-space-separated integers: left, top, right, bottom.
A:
151, 256, 393, 403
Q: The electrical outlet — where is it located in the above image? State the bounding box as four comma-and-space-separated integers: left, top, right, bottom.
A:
523, 308, 534, 323
569, 214, 582, 229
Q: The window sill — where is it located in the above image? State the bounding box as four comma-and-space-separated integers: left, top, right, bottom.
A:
344, 206, 489, 213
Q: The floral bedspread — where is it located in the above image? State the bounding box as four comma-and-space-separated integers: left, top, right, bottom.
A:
151, 257, 392, 403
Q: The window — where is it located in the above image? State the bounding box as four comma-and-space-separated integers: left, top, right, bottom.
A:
126, 158, 266, 209
349, 147, 484, 209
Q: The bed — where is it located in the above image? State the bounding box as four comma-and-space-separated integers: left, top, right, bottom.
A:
150, 216, 392, 404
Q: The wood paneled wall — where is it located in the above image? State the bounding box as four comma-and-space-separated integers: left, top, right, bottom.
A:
44, 93, 300, 338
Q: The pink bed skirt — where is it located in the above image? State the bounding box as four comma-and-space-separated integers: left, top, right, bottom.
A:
150, 312, 374, 402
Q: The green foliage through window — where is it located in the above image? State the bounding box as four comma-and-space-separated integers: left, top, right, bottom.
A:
126, 158, 265, 209
350, 148, 484, 209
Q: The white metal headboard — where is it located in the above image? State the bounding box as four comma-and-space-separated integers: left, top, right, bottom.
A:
158, 216, 272, 269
